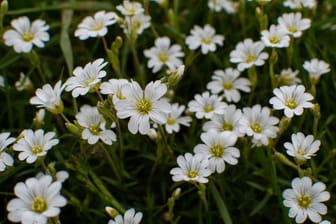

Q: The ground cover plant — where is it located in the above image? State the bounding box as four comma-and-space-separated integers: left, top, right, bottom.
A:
0, 0, 336, 223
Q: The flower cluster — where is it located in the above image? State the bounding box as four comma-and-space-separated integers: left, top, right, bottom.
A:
1, 0, 334, 223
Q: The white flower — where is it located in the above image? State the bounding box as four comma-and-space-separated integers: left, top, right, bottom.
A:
269, 85, 314, 118
164, 103, 191, 134
114, 80, 170, 135
303, 58, 330, 83
30, 80, 64, 114
0, 75, 5, 87
319, 221, 331, 224
207, 68, 251, 102
283, 0, 317, 9
284, 132, 320, 163
208, 0, 238, 13
277, 12, 311, 38
185, 24, 224, 54
33, 109, 46, 127
239, 105, 279, 146
116, 0, 144, 16
75, 105, 117, 145
13, 129, 59, 164
0, 132, 16, 171
144, 37, 184, 73
194, 131, 239, 173
261, 24, 290, 48
74, 11, 118, 40
230, 38, 269, 71
202, 104, 244, 138
100, 78, 131, 103
121, 13, 151, 37
188, 91, 227, 119
15, 72, 33, 91
277, 68, 301, 86
283, 177, 330, 223
7, 174, 67, 224
65, 58, 107, 97
108, 208, 143, 224
3, 16, 49, 53
170, 153, 212, 183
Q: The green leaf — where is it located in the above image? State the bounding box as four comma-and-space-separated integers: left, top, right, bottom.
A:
60, 8, 73, 75
209, 182, 232, 224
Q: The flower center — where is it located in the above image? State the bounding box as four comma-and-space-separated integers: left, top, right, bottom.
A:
22, 32, 34, 42
187, 170, 198, 178
201, 38, 211, 45
221, 123, 233, 131
158, 53, 169, 63
116, 90, 125, 100
222, 82, 233, 90
288, 26, 298, 33
32, 145, 43, 155
251, 123, 262, 133
126, 7, 137, 15
285, 98, 297, 109
92, 21, 104, 31
269, 35, 280, 44
136, 98, 152, 115
297, 194, 312, 209
211, 144, 224, 158
245, 55, 257, 63
166, 117, 176, 125
31, 197, 48, 213
203, 105, 214, 113
297, 149, 306, 155
89, 124, 100, 135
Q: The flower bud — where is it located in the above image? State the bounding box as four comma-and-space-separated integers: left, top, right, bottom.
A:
105, 206, 119, 218
1, 0, 8, 15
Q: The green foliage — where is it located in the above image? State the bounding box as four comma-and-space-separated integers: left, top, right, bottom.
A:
0, 0, 335, 223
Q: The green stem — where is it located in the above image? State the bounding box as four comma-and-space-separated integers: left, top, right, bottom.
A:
128, 39, 145, 87
248, 66, 257, 105
269, 48, 278, 88
100, 143, 122, 181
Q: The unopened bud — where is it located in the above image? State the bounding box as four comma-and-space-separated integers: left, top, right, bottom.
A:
147, 128, 159, 141
65, 122, 80, 135
105, 206, 119, 218
274, 152, 297, 169
1, 0, 8, 15
33, 109, 45, 128
172, 187, 181, 199
167, 65, 185, 86
311, 103, 320, 118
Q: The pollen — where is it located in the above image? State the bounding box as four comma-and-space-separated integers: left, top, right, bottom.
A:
89, 124, 100, 135
203, 105, 214, 113
222, 82, 233, 90
22, 32, 34, 42
251, 123, 262, 133
245, 55, 257, 63
285, 98, 297, 109
31, 197, 48, 213
269, 35, 280, 44
211, 144, 224, 158
297, 194, 312, 209
201, 38, 211, 45
136, 98, 152, 115
32, 145, 43, 155
166, 117, 176, 125
158, 53, 169, 63
221, 123, 233, 131
187, 170, 198, 178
